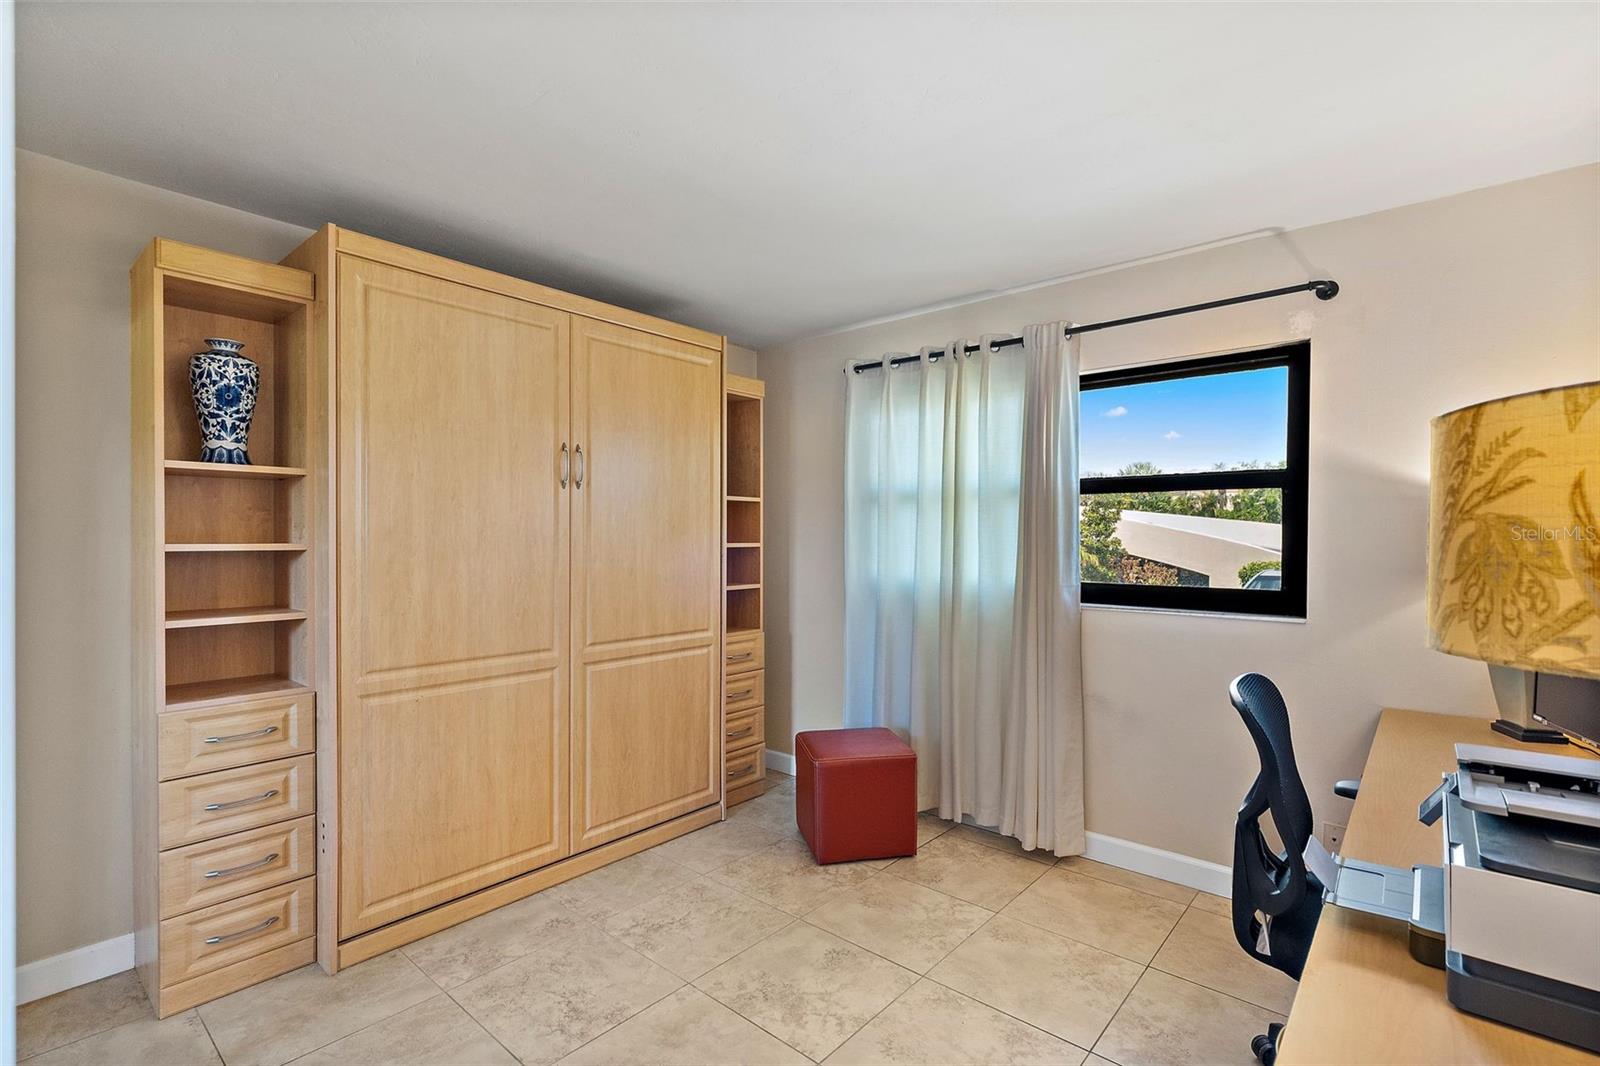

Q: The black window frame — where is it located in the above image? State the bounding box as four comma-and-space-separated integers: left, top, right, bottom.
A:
1079, 341, 1309, 618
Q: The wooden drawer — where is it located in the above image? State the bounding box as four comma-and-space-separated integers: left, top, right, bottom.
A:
725, 706, 765, 753
724, 633, 763, 677
724, 670, 763, 714
725, 744, 766, 791
159, 816, 316, 919
159, 755, 315, 850
159, 876, 313, 987
158, 692, 315, 781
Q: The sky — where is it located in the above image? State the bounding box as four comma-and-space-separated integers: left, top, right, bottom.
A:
1080, 366, 1288, 475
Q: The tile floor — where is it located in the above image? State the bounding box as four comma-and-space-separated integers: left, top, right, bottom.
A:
19, 773, 1293, 1065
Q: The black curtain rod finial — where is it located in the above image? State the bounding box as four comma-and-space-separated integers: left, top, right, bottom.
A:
1312, 280, 1339, 300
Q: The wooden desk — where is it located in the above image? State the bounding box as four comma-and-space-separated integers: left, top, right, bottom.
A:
1279, 708, 1599, 1065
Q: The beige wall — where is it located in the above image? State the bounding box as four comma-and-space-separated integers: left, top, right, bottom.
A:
726, 343, 759, 377
759, 165, 1599, 865
16, 152, 313, 964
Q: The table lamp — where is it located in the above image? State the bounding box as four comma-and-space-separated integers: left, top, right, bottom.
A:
1428, 381, 1600, 742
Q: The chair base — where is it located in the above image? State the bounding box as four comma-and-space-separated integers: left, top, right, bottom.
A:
1252, 1021, 1286, 1065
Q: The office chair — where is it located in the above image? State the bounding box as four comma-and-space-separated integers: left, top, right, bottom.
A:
1229, 673, 1349, 1066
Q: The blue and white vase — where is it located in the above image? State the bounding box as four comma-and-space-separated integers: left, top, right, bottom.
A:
189, 338, 260, 464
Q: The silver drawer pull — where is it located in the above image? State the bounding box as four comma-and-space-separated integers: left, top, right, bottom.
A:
727, 726, 754, 740
726, 652, 753, 663
727, 689, 753, 701
204, 789, 279, 812
204, 853, 280, 880
204, 725, 278, 745
204, 915, 279, 945
729, 764, 757, 779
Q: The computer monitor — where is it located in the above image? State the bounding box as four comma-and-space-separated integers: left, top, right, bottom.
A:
1531, 672, 1600, 747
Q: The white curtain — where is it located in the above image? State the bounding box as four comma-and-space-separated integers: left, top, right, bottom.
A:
843, 325, 1085, 855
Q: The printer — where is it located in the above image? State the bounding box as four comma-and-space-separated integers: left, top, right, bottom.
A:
1304, 742, 1599, 1051
1417, 743, 1600, 1052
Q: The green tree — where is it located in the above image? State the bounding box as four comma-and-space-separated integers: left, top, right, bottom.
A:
1238, 559, 1279, 584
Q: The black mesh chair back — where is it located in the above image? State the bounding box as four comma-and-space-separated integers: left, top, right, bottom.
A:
1229, 672, 1322, 982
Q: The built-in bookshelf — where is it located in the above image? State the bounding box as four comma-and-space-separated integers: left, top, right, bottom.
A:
724, 373, 767, 806
131, 240, 322, 1015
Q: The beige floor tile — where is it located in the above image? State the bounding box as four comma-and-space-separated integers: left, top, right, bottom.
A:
402, 889, 593, 988
601, 876, 793, 980
653, 816, 783, 874
1002, 867, 1185, 964
805, 873, 992, 973
1055, 856, 1198, 905
885, 831, 1048, 910
18, 970, 153, 1060
543, 850, 693, 921
767, 771, 797, 797
1085, 1057, 1116, 1065
198, 951, 439, 1066
558, 986, 809, 1066
1190, 891, 1232, 916
825, 978, 1087, 1065
695, 922, 917, 1061
289, 995, 514, 1065
1092, 969, 1284, 1066
707, 835, 880, 915
450, 921, 682, 1064
928, 915, 1143, 1050
947, 824, 1058, 865
1150, 908, 1296, 1014
916, 812, 956, 845
23, 1009, 219, 1066
730, 790, 800, 837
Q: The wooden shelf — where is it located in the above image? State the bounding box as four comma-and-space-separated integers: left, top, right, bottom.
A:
726, 583, 761, 592
164, 460, 307, 480
165, 674, 310, 713
726, 495, 761, 503
726, 542, 759, 549
165, 543, 308, 553
165, 606, 307, 630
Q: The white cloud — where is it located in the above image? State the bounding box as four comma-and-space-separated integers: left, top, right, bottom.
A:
1104, 405, 1128, 418
1164, 430, 1182, 439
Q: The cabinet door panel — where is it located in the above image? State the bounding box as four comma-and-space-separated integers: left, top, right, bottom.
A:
571, 319, 720, 850
338, 257, 570, 935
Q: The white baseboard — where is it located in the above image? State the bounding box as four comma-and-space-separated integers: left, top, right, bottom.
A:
764, 749, 796, 776
17, 934, 135, 1005
1084, 831, 1231, 898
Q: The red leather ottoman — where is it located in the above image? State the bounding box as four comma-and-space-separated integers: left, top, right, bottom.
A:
795, 727, 917, 865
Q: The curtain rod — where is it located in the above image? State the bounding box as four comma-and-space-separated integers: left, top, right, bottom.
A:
846, 279, 1339, 373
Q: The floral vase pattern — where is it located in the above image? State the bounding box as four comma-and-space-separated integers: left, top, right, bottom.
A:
189, 338, 260, 464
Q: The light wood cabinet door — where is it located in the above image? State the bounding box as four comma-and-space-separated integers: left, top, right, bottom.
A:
570, 319, 721, 850
337, 257, 571, 935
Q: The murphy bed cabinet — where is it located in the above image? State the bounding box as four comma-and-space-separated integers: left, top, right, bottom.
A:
133, 226, 728, 1012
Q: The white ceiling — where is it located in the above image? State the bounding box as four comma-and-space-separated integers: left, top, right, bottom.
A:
18, 3, 1599, 348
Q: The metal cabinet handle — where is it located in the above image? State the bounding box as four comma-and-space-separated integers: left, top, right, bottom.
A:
204, 915, 280, 945
203, 725, 278, 745
727, 726, 754, 740
204, 789, 279, 812
726, 689, 753, 701
574, 445, 585, 489
729, 765, 756, 779
204, 853, 280, 880
560, 443, 570, 488
726, 652, 753, 664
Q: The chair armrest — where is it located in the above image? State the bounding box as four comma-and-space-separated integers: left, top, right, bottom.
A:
1333, 779, 1360, 800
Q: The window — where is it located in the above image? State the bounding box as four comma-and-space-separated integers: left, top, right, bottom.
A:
1078, 342, 1309, 617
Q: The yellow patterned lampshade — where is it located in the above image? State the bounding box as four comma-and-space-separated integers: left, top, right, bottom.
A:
1428, 382, 1600, 679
